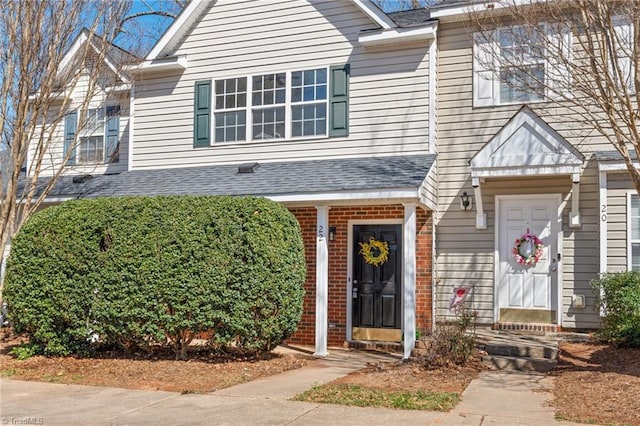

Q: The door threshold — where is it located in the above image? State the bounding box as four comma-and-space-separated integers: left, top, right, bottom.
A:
348, 340, 403, 353
352, 327, 401, 342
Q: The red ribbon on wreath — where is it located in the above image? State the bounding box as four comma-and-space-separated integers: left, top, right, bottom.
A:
512, 228, 544, 266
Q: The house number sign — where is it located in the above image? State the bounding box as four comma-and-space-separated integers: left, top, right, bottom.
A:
601, 204, 607, 223
317, 225, 325, 239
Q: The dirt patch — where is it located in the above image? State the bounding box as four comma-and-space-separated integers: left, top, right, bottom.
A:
331, 352, 487, 394
0, 329, 314, 393
552, 341, 640, 426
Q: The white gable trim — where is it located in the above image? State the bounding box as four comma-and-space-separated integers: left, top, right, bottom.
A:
469, 107, 584, 229
358, 24, 436, 47
148, 0, 400, 61
469, 107, 583, 179
350, 0, 397, 29
58, 29, 130, 85
146, 0, 211, 61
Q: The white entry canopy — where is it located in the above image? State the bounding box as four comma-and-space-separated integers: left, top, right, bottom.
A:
469, 106, 584, 179
469, 106, 584, 230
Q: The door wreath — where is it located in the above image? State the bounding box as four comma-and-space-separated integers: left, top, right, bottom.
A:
359, 237, 389, 266
512, 228, 544, 266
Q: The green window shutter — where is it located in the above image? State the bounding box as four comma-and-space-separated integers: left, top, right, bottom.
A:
329, 64, 349, 137
105, 105, 120, 163
64, 111, 77, 165
194, 80, 212, 147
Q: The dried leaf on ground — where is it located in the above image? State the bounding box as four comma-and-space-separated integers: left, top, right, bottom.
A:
552, 342, 640, 426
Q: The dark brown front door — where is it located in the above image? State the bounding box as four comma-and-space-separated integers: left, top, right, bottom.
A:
352, 224, 402, 342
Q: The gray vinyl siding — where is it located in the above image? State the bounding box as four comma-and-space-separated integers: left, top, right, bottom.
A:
436, 21, 606, 328
606, 172, 636, 272
132, 0, 431, 170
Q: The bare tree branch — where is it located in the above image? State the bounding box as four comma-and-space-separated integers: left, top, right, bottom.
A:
0, 0, 131, 295
470, 0, 640, 190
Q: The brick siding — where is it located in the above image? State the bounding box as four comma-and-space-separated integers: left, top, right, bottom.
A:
287, 205, 433, 347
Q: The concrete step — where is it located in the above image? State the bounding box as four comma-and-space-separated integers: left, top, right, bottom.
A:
485, 342, 558, 360
482, 354, 558, 373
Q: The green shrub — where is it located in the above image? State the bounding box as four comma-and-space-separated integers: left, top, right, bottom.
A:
591, 271, 640, 347
4, 196, 306, 358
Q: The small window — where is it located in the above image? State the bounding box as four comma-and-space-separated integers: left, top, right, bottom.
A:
65, 106, 120, 166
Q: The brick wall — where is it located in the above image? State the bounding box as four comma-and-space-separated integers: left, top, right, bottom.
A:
287, 205, 433, 347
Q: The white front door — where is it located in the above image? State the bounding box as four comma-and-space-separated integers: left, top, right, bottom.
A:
497, 196, 560, 323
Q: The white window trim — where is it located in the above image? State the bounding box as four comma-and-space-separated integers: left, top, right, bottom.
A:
626, 191, 640, 271
213, 67, 330, 145
612, 15, 635, 94
73, 105, 119, 166
473, 24, 571, 107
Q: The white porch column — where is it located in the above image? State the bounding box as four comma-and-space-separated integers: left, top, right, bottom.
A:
598, 170, 607, 316
402, 203, 417, 359
472, 177, 487, 230
569, 173, 582, 228
314, 205, 329, 357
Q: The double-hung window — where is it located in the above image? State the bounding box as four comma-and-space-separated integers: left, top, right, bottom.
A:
498, 27, 545, 103
473, 26, 570, 107
214, 69, 326, 142
214, 78, 247, 143
251, 72, 286, 140
291, 68, 327, 137
628, 193, 640, 271
64, 105, 120, 165
79, 108, 105, 164
196, 65, 347, 146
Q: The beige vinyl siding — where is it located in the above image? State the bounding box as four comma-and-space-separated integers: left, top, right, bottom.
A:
421, 162, 438, 211
436, 21, 604, 328
29, 86, 130, 177
132, 0, 431, 170
606, 172, 636, 272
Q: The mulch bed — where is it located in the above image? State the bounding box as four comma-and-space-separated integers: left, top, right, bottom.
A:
0, 328, 314, 393
551, 341, 640, 425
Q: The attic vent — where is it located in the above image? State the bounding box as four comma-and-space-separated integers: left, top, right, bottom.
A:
238, 162, 260, 174
72, 174, 93, 184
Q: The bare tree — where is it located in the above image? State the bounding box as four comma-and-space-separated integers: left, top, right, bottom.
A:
0, 0, 132, 294
471, 1, 639, 189
372, 0, 433, 12
116, 0, 186, 56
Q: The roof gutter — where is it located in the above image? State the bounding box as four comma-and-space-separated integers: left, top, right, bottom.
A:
127, 55, 188, 73
359, 24, 437, 47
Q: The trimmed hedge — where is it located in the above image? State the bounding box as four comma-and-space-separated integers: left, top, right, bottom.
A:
591, 271, 640, 347
4, 196, 306, 358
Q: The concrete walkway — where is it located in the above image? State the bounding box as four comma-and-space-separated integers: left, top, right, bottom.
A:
1, 347, 587, 426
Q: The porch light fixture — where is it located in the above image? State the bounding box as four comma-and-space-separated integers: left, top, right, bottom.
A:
460, 191, 472, 211
329, 226, 336, 241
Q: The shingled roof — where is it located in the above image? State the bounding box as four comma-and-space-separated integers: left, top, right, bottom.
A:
43, 154, 435, 200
